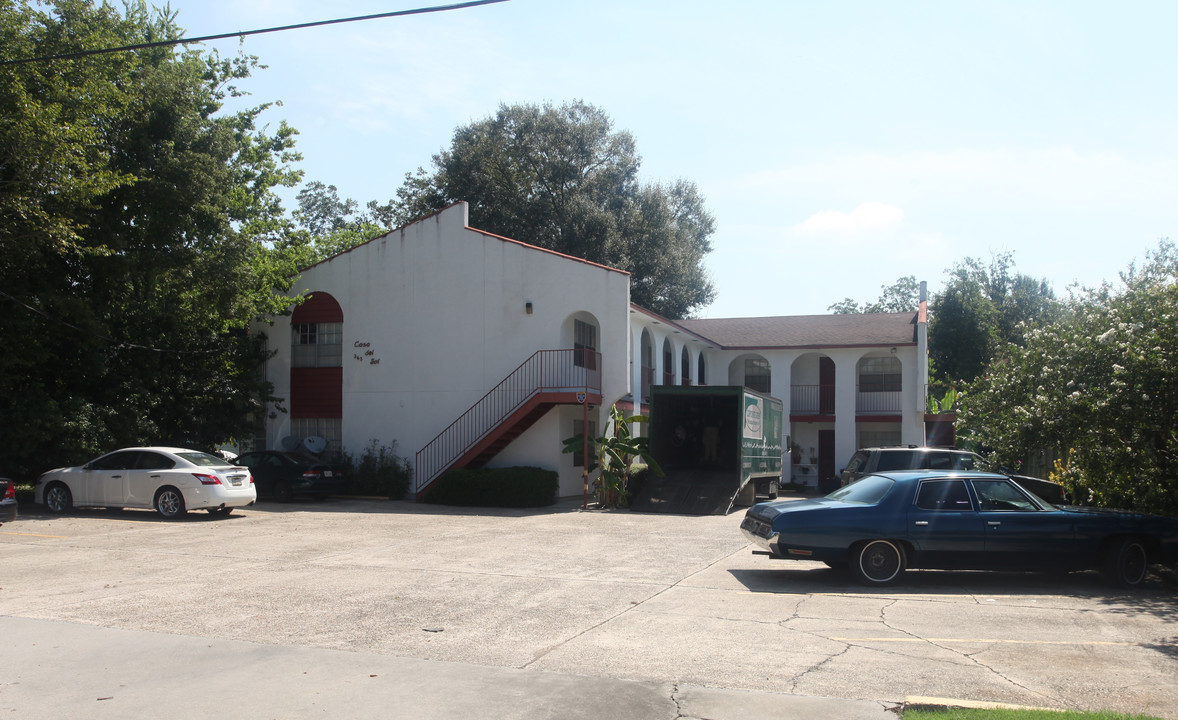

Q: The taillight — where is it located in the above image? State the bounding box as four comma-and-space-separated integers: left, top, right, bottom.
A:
249, 473, 255, 484
3, 482, 13, 500
301, 469, 321, 479
193, 473, 222, 485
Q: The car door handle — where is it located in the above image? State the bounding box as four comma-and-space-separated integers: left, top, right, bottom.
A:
987, 521, 1001, 526
150, 474, 161, 478
111, 475, 122, 478
914, 521, 929, 526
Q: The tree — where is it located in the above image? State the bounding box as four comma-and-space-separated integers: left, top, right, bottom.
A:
829, 276, 920, 314
385, 101, 716, 318
289, 181, 385, 263
928, 252, 1057, 383
0, 1, 304, 478
959, 240, 1178, 514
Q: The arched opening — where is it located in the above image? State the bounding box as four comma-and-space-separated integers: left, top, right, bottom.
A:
857, 354, 902, 414
289, 292, 344, 454
680, 346, 692, 386
789, 353, 835, 415
728, 353, 770, 394
697, 353, 707, 386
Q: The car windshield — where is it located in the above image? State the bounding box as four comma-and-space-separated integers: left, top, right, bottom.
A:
176, 451, 230, 467
825, 475, 895, 505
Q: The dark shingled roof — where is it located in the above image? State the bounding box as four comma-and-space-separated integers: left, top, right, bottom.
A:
675, 312, 918, 349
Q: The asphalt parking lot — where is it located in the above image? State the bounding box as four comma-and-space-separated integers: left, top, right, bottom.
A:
3, 497, 1178, 719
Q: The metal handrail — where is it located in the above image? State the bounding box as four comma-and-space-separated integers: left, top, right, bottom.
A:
414, 349, 601, 492
790, 384, 836, 414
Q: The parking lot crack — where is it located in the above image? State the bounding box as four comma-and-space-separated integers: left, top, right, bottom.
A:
669, 682, 685, 718
876, 600, 1065, 707
521, 545, 750, 670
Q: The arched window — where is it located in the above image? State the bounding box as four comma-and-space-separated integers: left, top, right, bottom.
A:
859, 356, 902, 392
745, 357, 770, 394
680, 347, 692, 386
697, 354, 707, 386
291, 293, 343, 368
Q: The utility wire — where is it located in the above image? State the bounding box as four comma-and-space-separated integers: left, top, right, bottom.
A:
0, 0, 509, 66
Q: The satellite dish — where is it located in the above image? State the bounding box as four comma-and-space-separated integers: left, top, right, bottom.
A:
280, 435, 301, 451
303, 436, 327, 454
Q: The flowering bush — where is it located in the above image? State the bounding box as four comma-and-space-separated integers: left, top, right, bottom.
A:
959, 241, 1178, 514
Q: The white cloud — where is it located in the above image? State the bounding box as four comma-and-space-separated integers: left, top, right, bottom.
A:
797, 202, 906, 233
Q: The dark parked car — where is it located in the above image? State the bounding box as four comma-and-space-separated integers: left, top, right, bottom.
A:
741, 470, 1178, 587
840, 446, 983, 487
1, 477, 16, 523
234, 450, 347, 502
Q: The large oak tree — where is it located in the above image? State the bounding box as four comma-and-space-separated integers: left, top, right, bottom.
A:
381, 101, 716, 319
0, 1, 304, 478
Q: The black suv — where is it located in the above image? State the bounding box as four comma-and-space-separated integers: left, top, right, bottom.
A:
840, 446, 981, 487
839, 446, 1066, 504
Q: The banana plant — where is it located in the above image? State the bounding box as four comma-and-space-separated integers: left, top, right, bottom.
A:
562, 404, 664, 508
927, 386, 961, 414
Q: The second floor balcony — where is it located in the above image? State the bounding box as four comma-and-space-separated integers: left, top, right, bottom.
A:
791, 384, 903, 415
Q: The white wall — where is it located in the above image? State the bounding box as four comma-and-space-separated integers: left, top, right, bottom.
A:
264, 203, 630, 495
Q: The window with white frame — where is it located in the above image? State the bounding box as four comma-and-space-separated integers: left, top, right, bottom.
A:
858, 429, 901, 448
744, 358, 770, 394
291, 418, 342, 454
858, 356, 902, 392
292, 322, 343, 368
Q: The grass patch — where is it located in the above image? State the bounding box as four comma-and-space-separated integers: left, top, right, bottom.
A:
905, 707, 1163, 720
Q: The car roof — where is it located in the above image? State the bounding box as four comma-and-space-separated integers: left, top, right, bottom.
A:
103, 446, 211, 455
866, 469, 1009, 482
859, 446, 979, 453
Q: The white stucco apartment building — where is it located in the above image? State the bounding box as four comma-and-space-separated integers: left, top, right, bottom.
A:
258, 202, 930, 498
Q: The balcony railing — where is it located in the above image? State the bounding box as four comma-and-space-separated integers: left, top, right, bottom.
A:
856, 387, 902, 414
789, 384, 903, 414
790, 384, 836, 415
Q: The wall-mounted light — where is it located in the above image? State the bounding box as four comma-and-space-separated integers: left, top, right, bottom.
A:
890, 347, 897, 354
525, 301, 533, 315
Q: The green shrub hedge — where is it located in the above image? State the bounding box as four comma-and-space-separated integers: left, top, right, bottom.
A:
342, 440, 412, 500
423, 466, 558, 507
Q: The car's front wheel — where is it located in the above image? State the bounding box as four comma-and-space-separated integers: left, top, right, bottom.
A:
851, 539, 906, 585
44, 483, 72, 514
1103, 537, 1148, 588
154, 487, 186, 519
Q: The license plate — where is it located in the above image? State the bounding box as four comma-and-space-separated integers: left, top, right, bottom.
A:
323, 470, 333, 478
230, 478, 242, 486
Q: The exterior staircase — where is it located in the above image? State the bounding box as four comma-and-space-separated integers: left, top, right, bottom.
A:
414, 349, 602, 498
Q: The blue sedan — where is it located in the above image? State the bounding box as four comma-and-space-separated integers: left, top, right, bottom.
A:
741, 471, 1178, 587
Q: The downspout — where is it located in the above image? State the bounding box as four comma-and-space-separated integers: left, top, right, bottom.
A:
918, 280, 930, 443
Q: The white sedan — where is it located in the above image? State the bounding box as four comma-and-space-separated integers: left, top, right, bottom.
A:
35, 447, 257, 519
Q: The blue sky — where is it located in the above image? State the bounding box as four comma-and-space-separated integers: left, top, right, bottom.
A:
178, 0, 1178, 317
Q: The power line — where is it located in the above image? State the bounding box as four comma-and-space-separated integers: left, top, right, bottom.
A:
0, 0, 510, 66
